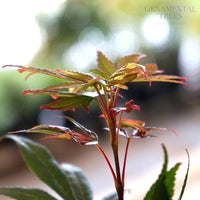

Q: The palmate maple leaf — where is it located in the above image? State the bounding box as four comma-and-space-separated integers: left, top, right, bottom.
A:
2, 51, 187, 113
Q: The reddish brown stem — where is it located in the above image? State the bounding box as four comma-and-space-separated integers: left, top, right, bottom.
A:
113, 87, 120, 107
96, 144, 117, 183
116, 111, 124, 145
122, 138, 131, 186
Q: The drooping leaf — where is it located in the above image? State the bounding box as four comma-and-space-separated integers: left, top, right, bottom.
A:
8, 125, 73, 140
90, 51, 116, 80
40, 94, 94, 111
0, 187, 57, 200
178, 149, 190, 200
117, 53, 148, 69
144, 144, 181, 200
63, 116, 98, 145
61, 163, 93, 200
120, 119, 177, 139
3, 135, 93, 200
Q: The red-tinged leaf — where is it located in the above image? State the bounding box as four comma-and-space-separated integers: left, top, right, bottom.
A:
145, 127, 178, 136
54, 69, 94, 82
3, 65, 94, 83
121, 119, 145, 131
3, 65, 70, 80
133, 74, 188, 87
120, 119, 177, 139
62, 116, 98, 145
107, 63, 146, 89
40, 95, 93, 111
17, 68, 26, 73
27, 82, 86, 94
117, 53, 148, 69
40, 132, 75, 141
125, 100, 140, 112
94, 51, 116, 79
145, 63, 164, 75
51, 95, 59, 99
110, 100, 140, 117
8, 125, 72, 138
23, 89, 80, 98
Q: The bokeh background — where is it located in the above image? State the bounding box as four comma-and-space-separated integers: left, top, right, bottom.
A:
0, 0, 200, 199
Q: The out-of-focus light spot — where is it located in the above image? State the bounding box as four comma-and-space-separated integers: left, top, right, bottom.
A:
0, 0, 65, 66
30, 0, 66, 14
108, 29, 139, 57
63, 27, 139, 70
178, 37, 200, 91
63, 27, 106, 70
142, 13, 170, 47
0, 0, 42, 65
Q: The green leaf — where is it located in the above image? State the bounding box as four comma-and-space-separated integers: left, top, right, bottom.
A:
117, 53, 147, 69
40, 94, 93, 111
0, 187, 57, 200
3, 65, 70, 81
144, 144, 181, 200
107, 63, 146, 89
90, 69, 109, 80
9, 125, 73, 140
3, 65, 93, 83
132, 75, 188, 87
165, 163, 181, 197
23, 83, 86, 96
54, 69, 94, 82
178, 149, 190, 200
90, 51, 116, 79
3, 135, 92, 200
61, 163, 93, 200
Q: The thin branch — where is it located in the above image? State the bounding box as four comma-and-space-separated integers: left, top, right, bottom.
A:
113, 87, 120, 107
96, 144, 117, 182
116, 111, 124, 145
93, 84, 109, 115
122, 138, 131, 186
94, 97, 107, 119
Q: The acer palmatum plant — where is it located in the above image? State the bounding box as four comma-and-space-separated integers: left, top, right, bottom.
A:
1, 52, 189, 200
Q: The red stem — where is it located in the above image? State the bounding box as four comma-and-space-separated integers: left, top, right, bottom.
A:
122, 138, 131, 186
93, 84, 109, 115
113, 87, 120, 107
116, 111, 124, 145
96, 144, 117, 183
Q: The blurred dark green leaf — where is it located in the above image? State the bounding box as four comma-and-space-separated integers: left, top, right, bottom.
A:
3, 135, 93, 200
0, 187, 57, 200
